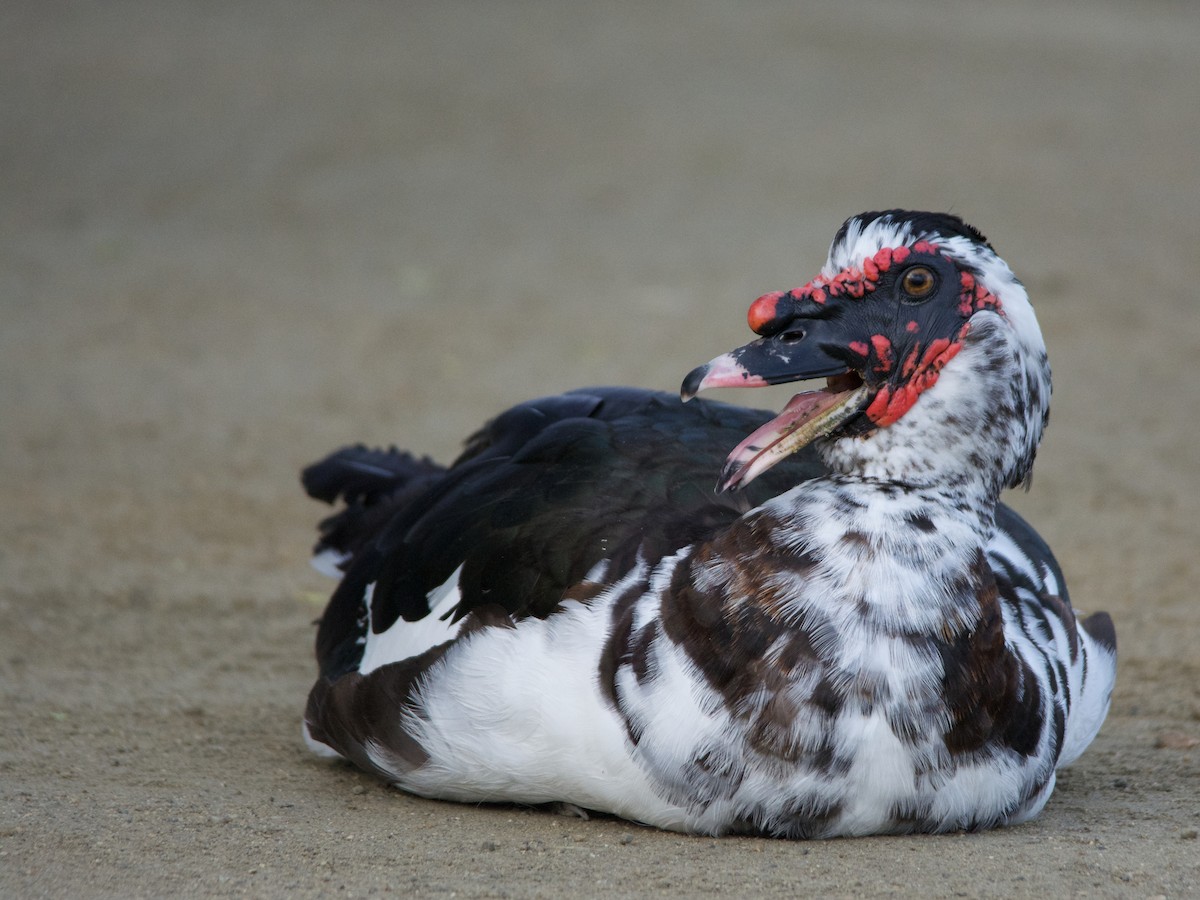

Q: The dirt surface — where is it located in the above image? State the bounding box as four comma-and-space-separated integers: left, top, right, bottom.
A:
3, 1, 1199, 897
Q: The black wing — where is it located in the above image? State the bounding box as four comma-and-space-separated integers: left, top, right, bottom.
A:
302, 387, 825, 678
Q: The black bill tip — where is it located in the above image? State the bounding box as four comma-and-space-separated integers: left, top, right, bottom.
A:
680, 363, 709, 402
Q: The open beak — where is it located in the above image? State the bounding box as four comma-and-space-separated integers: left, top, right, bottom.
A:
681, 327, 869, 491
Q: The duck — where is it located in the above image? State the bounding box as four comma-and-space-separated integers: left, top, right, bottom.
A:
300, 210, 1116, 838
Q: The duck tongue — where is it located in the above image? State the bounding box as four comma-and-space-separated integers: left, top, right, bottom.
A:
718, 381, 869, 491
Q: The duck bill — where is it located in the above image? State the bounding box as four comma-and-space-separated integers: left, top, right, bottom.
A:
681, 331, 848, 400
681, 328, 868, 491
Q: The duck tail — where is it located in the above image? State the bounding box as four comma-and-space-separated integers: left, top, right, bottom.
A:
301, 445, 444, 576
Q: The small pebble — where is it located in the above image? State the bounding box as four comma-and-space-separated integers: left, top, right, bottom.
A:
1154, 732, 1199, 750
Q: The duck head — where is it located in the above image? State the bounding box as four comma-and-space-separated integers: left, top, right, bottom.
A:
682, 210, 1051, 493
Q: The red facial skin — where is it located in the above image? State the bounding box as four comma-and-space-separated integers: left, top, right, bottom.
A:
747, 242, 1003, 429
958, 270, 1000, 316
869, 334, 894, 376
747, 291, 785, 333
866, 335, 965, 426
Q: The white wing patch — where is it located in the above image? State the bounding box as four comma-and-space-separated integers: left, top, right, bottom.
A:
358, 566, 465, 675
310, 548, 350, 579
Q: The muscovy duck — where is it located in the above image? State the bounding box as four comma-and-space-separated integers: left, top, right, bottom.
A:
300, 210, 1116, 838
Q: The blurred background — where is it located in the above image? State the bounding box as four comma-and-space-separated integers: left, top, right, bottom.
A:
2, 1, 1198, 895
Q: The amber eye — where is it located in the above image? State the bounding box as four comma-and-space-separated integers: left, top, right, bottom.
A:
899, 265, 937, 301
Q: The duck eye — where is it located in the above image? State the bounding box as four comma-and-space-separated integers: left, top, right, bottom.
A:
899, 265, 937, 301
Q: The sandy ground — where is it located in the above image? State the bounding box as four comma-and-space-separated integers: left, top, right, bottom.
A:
2, 1, 1199, 896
